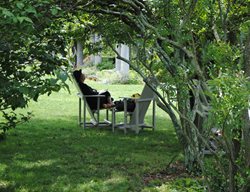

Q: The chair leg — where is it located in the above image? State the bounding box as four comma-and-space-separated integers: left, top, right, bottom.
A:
123, 99, 128, 134
83, 99, 87, 129
106, 109, 109, 121
78, 98, 82, 126
135, 103, 140, 134
152, 99, 156, 131
112, 108, 115, 133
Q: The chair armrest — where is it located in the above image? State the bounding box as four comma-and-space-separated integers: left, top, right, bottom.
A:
119, 97, 154, 102
77, 93, 105, 98
84, 95, 105, 98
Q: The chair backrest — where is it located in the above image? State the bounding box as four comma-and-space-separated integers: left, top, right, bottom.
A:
70, 73, 97, 120
130, 84, 154, 124
70, 73, 83, 97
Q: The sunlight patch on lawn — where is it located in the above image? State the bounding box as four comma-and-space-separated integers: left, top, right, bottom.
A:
15, 159, 58, 169
154, 184, 177, 192
16, 187, 30, 192
49, 173, 129, 192
75, 173, 128, 191
0, 179, 15, 192
142, 183, 177, 192
0, 180, 12, 190
0, 163, 7, 173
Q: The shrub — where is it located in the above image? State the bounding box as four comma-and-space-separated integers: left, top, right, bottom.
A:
204, 71, 250, 191
96, 57, 115, 70
96, 69, 143, 84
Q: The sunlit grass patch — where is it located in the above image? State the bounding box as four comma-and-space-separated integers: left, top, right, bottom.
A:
0, 180, 15, 192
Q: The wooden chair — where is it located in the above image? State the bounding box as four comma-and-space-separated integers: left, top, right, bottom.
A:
111, 84, 156, 134
71, 74, 111, 129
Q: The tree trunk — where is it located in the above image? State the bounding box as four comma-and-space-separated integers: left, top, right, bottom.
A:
243, 29, 250, 192
243, 110, 250, 192
177, 89, 200, 172
243, 112, 250, 168
228, 160, 235, 192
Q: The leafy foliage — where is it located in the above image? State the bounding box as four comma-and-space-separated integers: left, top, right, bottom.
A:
0, 0, 69, 133
205, 72, 249, 191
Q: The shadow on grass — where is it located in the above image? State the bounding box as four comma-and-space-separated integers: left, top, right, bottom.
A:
0, 116, 181, 192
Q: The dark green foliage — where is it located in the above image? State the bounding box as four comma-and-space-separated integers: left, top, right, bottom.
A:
0, 0, 69, 133
205, 72, 250, 191
171, 178, 205, 192
96, 57, 114, 70
204, 158, 228, 191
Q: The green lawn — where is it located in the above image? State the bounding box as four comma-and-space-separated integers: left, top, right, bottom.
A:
0, 80, 183, 192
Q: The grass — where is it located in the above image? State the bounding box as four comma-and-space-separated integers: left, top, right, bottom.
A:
0, 80, 183, 192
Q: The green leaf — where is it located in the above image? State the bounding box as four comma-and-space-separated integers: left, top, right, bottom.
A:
19, 87, 30, 94
17, 16, 33, 24
33, 93, 39, 102
64, 83, 70, 93
17, 16, 25, 23
50, 78, 58, 85
56, 71, 68, 82
16, 2, 25, 9
51, 7, 58, 16
2, 8, 14, 17
12, 16, 18, 23
25, 6, 37, 15
24, 17, 33, 23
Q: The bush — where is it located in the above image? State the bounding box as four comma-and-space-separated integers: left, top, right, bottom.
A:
204, 71, 250, 191
96, 57, 115, 70
96, 69, 143, 84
